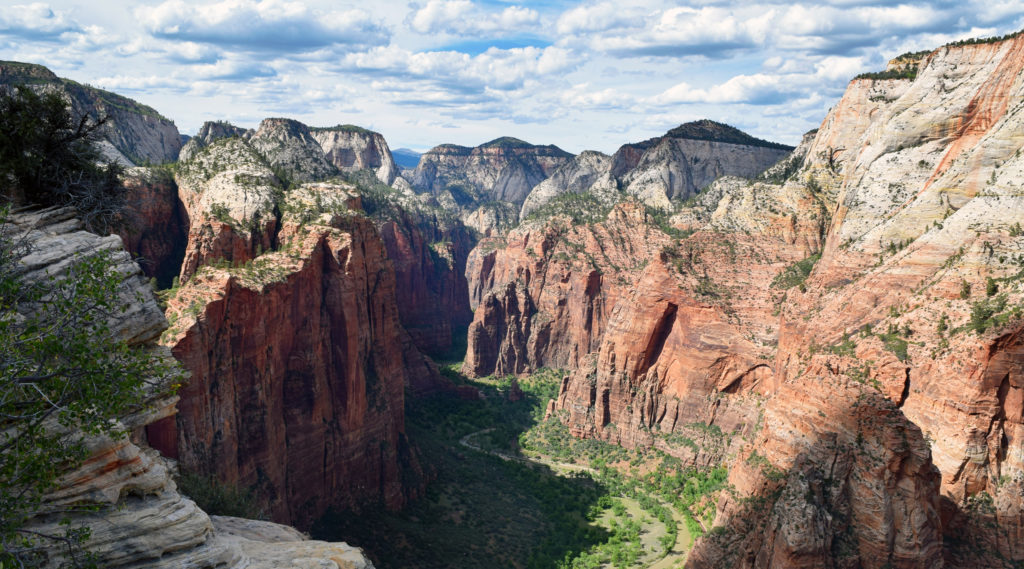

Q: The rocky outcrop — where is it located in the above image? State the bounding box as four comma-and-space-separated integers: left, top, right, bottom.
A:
687, 371, 943, 569
8, 207, 373, 569
174, 136, 281, 281
163, 183, 438, 527
519, 120, 793, 215
311, 126, 399, 185
178, 120, 400, 187
179, 121, 249, 162
519, 151, 619, 220
248, 118, 338, 183
411, 137, 573, 207
0, 61, 182, 165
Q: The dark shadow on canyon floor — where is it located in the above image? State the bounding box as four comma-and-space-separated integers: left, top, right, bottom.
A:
311, 366, 612, 569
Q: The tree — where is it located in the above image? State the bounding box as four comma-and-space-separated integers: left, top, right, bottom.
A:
0, 86, 125, 231
0, 213, 176, 568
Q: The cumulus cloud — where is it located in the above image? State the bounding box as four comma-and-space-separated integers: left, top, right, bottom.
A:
406, 0, 540, 36
0, 3, 81, 40
559, 83, 636, 110
652, 74, 792, 105
342, 44, 578, 94
587, 6, 775, 57
136, 0, 389, 52
556, 2, 645, 35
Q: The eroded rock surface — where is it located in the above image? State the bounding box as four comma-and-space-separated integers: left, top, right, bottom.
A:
164, 184, 439, 526
8, 207, 374, 569
411, 137, 573, 207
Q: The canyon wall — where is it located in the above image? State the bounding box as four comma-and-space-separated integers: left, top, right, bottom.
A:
461, 35, 1024, 568
411, 137, 573, 207
164, 195, 433, 526
8, 207, 373, 569
153, 125, 476, 525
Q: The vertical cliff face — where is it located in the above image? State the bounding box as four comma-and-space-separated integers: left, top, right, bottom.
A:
119, 167, 188, 287
164, 186, 435, 527
411, 137, 573, 207
684, 35, 1024, 568
463, 202, 667, 378
376, 203, 475, 359
0, 61, 182, 164
467, 174, 823, 383
9, 207, 374, 569
311, 126, 399, 185
519, 120, 793, 216
687, 371, 943, 569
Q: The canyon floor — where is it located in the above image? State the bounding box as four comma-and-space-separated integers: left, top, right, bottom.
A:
310, 358, 721, 569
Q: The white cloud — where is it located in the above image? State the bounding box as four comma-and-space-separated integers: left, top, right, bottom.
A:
560, 83, 636, 110
652, 73, 789, 105
0, 3, 81, 39
136, 0, 389, 52
556, 2, 644, 35
342, 44, 578, 93
586, 6, 776, 57
406, 0, 539, 35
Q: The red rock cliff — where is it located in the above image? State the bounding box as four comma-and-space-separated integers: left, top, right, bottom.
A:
163, 185, 437, 528
461, 34, 1024, 569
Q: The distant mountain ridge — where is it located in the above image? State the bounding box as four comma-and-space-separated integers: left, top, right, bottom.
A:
180, 118, 400, 186
0, 60, 182, 165
392, 147, 422, 169
410, 137, 574, 207
520, 119, 793, 217
663, 118, 794, 150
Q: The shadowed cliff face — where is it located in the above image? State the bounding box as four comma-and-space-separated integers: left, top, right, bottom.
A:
377, 207, 475, 360
119, 167, 188, 288
8, 208, 375, 569
163, 191, 437, 527
139, 128, 473, 527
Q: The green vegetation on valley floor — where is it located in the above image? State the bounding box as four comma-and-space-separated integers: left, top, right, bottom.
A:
311, 364, 728, 569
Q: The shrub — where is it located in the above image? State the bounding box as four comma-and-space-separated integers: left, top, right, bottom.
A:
0, 212, 176, 566
175, 472, 265, 519
771, 254, 821, 290
0, 86, 126, 231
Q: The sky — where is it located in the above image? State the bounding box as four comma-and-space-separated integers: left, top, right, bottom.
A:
2, 1, 1023, 154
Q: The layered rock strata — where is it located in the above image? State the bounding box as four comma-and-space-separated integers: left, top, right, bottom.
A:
163, 183, 439, 527
312, 126, 399, 185
8, 207, 373, 569
411, 137, 573, 206
519, 120, 793, 215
